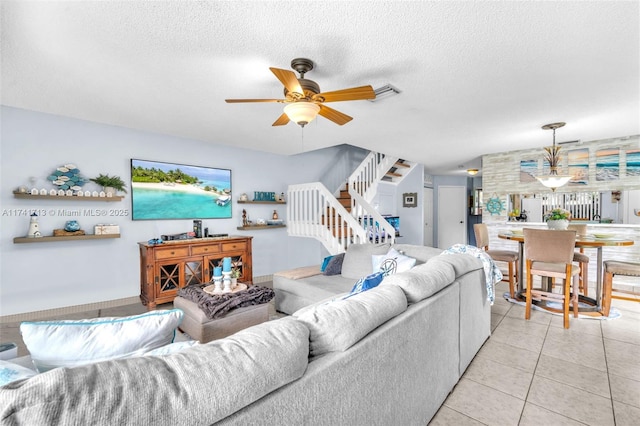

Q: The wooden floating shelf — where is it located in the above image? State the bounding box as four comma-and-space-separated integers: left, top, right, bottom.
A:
237, 200, 285, 204
13, 192, 124, 202
13, 234, 121, 244
236, 225, 286, 230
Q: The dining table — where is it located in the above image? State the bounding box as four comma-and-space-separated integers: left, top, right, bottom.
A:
498, 230, 635, 316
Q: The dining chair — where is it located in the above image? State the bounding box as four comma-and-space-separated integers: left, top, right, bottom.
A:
600, 260, 640, 317
473, 223, 519, 298
524, 228, 580, 329
567, 224, 590, 296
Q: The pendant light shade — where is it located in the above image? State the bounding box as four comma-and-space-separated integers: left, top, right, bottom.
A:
284, 102, 320, 127
535, 122, 573, 192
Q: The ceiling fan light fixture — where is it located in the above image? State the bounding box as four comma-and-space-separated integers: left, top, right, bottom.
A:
535, 122, 573, 192
284, 102, 320, 127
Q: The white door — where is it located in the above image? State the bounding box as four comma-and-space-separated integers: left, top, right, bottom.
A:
437, 185, 467, 249
423, 187, 434, 246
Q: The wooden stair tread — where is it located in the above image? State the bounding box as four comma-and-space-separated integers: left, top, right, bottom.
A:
394, 161, 411, 168
385, 171, 403, 177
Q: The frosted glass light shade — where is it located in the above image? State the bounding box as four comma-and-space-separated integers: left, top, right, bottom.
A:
284, 102, 320, 127
535, 174, 572, 191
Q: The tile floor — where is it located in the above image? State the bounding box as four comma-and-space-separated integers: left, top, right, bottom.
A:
429, 280, 640, 426
1, 280, 638, 425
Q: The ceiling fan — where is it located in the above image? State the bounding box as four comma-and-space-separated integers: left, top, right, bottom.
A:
225, 58, 376, 127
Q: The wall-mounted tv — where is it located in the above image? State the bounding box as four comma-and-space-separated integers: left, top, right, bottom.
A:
131, 159, 232, 220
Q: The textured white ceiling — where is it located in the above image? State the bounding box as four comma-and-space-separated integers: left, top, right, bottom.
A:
2, 1, 639, 175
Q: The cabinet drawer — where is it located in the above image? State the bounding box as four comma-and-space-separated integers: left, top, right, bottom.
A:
222, 242, 246, 252
154, 247, 189, 260
192, 245, 220, 255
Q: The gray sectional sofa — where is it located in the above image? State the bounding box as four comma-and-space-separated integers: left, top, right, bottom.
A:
0, 243, 491, 425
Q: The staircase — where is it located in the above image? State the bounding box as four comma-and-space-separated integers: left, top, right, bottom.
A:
287, 152, 415, 254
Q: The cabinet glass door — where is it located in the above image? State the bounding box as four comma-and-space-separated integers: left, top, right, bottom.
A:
157, 263, 181, 293
184, 260, 203, 286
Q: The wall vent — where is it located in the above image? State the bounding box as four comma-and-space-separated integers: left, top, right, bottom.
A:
369, 84, 401, 102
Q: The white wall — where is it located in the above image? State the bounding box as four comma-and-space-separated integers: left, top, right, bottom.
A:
0, 107, 352, 316
395, 164, 425, 245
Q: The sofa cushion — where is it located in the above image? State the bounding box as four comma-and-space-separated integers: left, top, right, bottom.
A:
320, 255, 333, 272
392, 244, 443, 263
341, 243, 390, 279
20, 309, 184, 372
142, 340, 200, 357
293, 284, 407, 357
436, 250, 485, 277
322, 253, 345, 276
381, 259, 456, 304
0, 360, 37, 386
0, 317, 310, 425
372, 247, 417, 275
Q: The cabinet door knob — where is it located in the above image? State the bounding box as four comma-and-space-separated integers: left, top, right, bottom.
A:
171, 251, 175, 255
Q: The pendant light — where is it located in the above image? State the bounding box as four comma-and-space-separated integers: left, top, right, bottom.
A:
535, 122, 573, 192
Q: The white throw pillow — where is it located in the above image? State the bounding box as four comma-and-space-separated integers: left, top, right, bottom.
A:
372, 247, 416, 275
20, 309, 184, 372
0, 360, 37, 386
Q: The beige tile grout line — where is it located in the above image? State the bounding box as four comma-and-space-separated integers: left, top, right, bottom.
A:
517, 304, 551, 425
601, 320, 616, 423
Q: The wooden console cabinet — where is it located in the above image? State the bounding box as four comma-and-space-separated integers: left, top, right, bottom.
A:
138, 236, 253, 310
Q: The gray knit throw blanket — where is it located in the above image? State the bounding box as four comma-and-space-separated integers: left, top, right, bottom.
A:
177, 284, 275, 319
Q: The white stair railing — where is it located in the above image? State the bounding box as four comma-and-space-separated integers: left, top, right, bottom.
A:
348, 152, 398, 203
288, 151, 406, 253
348, 152, 398, 244
287, 182, 369, 255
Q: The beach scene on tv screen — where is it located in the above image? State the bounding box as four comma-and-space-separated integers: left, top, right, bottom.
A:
131, 159, 232, 220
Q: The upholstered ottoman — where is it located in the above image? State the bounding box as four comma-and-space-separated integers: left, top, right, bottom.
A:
173, 296, 270, 343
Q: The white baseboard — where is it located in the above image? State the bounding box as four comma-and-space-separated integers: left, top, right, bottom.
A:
253, 274, 273, 284
0, 296, 141, 324
1, 276, 274, 324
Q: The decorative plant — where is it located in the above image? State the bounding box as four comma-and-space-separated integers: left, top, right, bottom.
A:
90, 174, 128, 193
544, 208, 571, 221
230, 267, 241, 279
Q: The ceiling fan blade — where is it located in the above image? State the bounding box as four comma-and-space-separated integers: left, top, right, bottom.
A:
272, 113, 290, 126
318, 105, 353, 126
225, 99, 282, 103
270, 67, 303, 95
316, 85, 375, 102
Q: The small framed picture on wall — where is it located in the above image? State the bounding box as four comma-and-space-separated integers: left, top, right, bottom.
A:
403, 192, 417, 208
